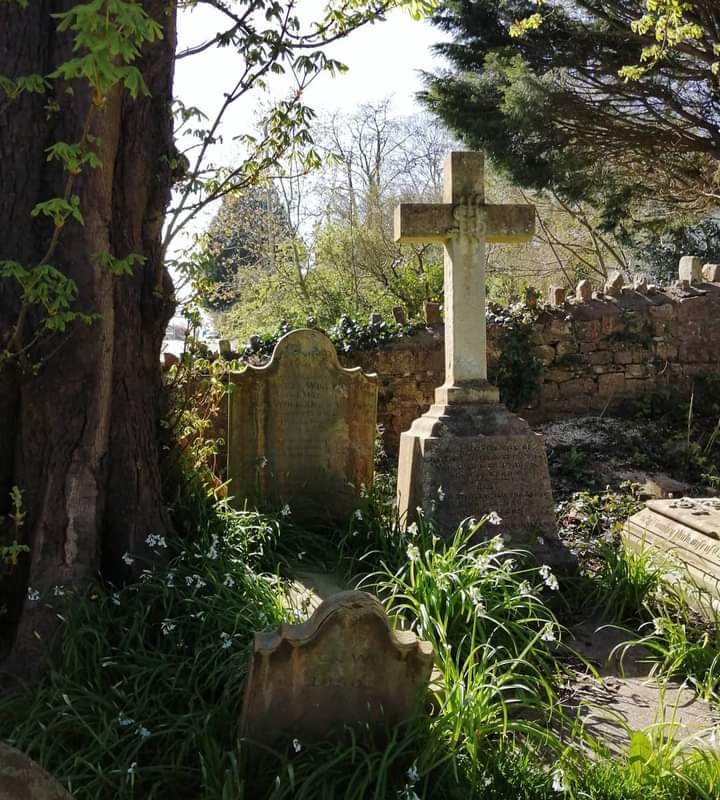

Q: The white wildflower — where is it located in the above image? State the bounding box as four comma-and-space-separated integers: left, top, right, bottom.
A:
536, 536, 545, 546
354, 508, 363, 521
406, 762, 420, 784
545, 573, 559, 591
206, 535, 219, 560
27, 588, 40, 601
121, 552, 134, 566
160, 619, 176, 636
551, 768, 567, 793
118, 713, 135, 728
486, 511, 502, 526
220, 632, 233, 649
298, 551, 306, 561
407, 544, 420, 561
519, 581, 533, 595
166, 572, 175, 588
437, 486, 445, 502
360, 483, 369, 499
223, 574, 235, 588
258, 456, 268, 469
52, 585, 65, 598
136, 725, 151, 740
492, 536, 504, 552
139, 570, 152, 584
280, 504, 291, 517
468, 586, 485, 614
653, 618, 664, 635
111, 592, 121, 606
407, 521, 419, 536
541, 623, 557, 643
292, 738, 302, 753
185, 574, 206, 590
352, 529, 359, 537
127, 762, 137, 776
145, 533, 167, 549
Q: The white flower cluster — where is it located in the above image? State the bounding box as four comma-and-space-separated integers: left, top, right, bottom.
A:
486, 511, 502, 526
145, 533, 167, 549
406, 544, 420, 561
185, 574, 207, 590
539, 564, 559, 591
280, 504, 291, 517
27, 587, 40, 601
551, 768, 567, 793
206, 534, 219, 560
540, 622, 557, 643
160, 619, 176, 636
223, 573, 235, 588
122, 552, 134, 566
468, 586, 485, 615
220, 631, 233, 649
396, 762, 421, 800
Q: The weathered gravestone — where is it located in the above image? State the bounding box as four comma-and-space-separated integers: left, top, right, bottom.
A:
624, 498, 720, 602
0, 743, 74, 800
393, 152, 556, 543
227, 329, 378, 520
239, 591, 433, 747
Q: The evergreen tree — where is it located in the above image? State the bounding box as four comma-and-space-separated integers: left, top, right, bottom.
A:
421, 0, 720, 263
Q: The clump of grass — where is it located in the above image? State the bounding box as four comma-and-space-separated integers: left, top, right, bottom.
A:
0, 516, 287, 799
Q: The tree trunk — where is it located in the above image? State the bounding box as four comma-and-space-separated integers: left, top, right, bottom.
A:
0, 1, 177, 683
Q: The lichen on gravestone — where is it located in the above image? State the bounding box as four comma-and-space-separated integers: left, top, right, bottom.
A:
239, 591, 433, 748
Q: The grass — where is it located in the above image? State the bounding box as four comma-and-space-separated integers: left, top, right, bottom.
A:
2, 481, 720, 798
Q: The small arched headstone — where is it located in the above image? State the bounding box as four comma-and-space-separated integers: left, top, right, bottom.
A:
0, 743, 74, 800
240, 591, 433, 748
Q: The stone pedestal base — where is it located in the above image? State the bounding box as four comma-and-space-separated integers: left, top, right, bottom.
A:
397, 401, 556, 543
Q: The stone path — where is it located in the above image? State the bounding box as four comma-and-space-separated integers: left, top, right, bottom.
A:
563, 619, 719, 753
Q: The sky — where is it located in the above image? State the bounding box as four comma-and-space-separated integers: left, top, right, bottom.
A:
169, 2, 447, 311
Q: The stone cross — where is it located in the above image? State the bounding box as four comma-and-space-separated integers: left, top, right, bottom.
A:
395, 152, 534, 404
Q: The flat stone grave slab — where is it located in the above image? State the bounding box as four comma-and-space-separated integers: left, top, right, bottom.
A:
227, 329, 378, 521
623, 497, 720, 604
0, 743, 74, 800
240, 590, 433, 748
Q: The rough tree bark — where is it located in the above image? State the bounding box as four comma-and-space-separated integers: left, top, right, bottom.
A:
0, 0, 177, 682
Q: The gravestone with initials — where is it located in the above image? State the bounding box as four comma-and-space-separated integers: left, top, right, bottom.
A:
239, 591, 433, 747
624, 497, 720, 601
394, 152, 556, 542
226, 329, 378, 520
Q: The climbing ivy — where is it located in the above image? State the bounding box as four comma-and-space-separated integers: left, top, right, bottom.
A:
487, 304, 543, 411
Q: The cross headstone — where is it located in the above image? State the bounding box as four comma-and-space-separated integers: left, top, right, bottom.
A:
395, 152, 534, 404
393, 152, 558, 551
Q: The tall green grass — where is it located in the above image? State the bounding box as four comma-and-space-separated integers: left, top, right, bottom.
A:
2, 492, 720, 799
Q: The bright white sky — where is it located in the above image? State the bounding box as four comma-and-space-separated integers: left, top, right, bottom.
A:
170, 3, 446, 309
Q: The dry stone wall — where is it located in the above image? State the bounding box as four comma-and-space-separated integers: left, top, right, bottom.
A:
340, 280, 720, 456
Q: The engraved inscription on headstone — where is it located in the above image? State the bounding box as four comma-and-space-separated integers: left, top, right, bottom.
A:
226, 330, 378, 519
623, 498, 720, 600
239, 591, 434, 747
